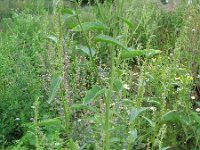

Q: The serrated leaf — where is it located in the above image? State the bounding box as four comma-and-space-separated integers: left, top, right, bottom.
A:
72, 22, 107, 32
75, 45, 95, 56
83, 86, 105, 104
130, 107, 149, 122
48, 77, 63, 104
96, 34, 128, 50
121, 49, 161, 60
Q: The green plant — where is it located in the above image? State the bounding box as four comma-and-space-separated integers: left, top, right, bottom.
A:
1, 0, 200, 149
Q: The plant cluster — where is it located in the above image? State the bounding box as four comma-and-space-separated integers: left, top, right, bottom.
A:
0, 0, 200, 149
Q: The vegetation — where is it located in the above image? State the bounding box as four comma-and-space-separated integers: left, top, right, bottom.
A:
0, 0, 200, 149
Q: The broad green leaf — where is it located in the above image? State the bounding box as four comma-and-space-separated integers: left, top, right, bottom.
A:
130, 107, 149, 122
117, 16, 134, 28
195, 101, 200, 107
96, 34, 128, 50
121, 49, 161, 60
72, 22, 107, 32
48, 77, 63, 104
75, 45, 95, 56
113, 78, 122, 92
83, 86, 105, 104
162, 110, 179, 122
61, 8, 75, 15
48, 35, 58, 43
127, 129, 137, 144
62, 8, 76, 20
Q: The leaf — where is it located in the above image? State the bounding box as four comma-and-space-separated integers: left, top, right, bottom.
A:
61, 8, 77, 20
69, 139, 80, 150
117, 16, 134, 28
162, 110, 179, 122
130, 107, 149, 122
34, 118, 61, 127
113, 78, 122, 92
61, 8, 75, 15
83, 86, 105, 104
72, 22, 107, 32
96, 34, 128, 50
71, 104, 96, 111
110, 137, 121, 143
142, 116, 155, 127
75, 45, 95, 56
159, 146, 170, 150
48, 77, 63, 104
195, 101, 200, 107
121, 49, 161, 60
127, 129, 137, 144
63, 14, 76, 20
48, 35, 58, 43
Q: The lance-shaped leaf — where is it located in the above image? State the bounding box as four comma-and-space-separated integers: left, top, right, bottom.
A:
71, 104, 96, 112
62, 8, 76, 20
96, 34, 128, 50
75, 45, 95, 57
83, 85, 105, 104
113, 78, 122, 92
48, 77, 63, 104
161, 110, 179, 122
159, 147, 170, 150
62, 8, 75, 15
47, 35, 58, 43
130, 107, 149, 122
121, 49, 161, 60
72, 22, 108, 32
117, 16, 134, 29
142, 116, 155, 128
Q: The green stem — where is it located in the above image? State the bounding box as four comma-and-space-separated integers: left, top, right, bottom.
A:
105, 46, 114, 150
57, 2, 70, 139
34, 97, 40, 150
74, 1, 99, 76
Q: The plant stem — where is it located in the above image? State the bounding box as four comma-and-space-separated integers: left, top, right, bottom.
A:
105, 46, 114, 150
57, 1, 70, 139
74, 1, 99, 76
